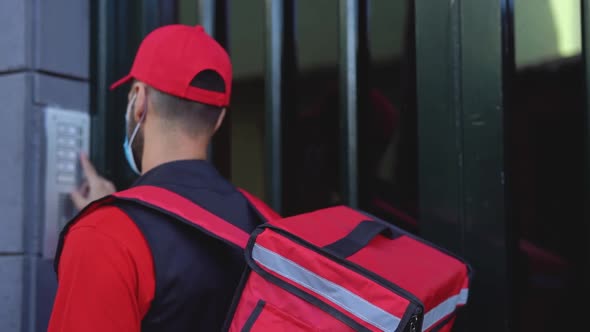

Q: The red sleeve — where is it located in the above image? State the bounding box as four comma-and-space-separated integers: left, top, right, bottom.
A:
48, 207, 155, 332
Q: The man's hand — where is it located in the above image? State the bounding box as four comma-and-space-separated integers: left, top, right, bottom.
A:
70, 153, 116, 211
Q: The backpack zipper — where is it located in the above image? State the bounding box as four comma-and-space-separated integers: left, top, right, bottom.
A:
408, 314, 419, 332
404, 306, 422, 332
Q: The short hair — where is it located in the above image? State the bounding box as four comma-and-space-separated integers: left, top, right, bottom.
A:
146, 86, 222, 136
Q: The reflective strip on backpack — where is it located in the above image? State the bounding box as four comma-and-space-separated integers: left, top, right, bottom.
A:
252, 244, 402, 332
422, 288, 469, 331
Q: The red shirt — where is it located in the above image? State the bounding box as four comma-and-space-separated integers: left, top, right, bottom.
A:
48, 206, 155, 332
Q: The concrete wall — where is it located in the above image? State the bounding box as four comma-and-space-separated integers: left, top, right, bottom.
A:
0, 0, 90, 331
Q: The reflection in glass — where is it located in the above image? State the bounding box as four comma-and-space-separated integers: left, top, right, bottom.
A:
512, 1, 584, 330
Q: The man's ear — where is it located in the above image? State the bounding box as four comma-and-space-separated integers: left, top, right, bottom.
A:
133, 83, 148, 122
213, 108, 227, 133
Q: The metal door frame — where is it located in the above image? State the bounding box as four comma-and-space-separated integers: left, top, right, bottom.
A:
415, 0, 515, 330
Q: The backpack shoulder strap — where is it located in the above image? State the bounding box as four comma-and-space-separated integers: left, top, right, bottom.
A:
114, 185, 250, 249
237, 188, 282, 222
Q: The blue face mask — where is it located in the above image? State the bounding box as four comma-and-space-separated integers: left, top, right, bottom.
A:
123, 94, 143, 175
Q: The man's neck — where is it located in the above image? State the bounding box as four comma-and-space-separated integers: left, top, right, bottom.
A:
141, 135, 209, 174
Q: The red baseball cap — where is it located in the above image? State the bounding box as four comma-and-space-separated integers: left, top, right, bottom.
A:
110, 24, 232, 107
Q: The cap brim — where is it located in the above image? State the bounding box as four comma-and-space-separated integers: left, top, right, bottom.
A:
109, 74, 133, 90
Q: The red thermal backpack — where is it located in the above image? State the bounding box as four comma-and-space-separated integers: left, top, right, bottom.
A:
111, 186, 472, 332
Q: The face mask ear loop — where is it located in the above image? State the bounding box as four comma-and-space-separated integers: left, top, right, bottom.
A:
126, 93, 137, 124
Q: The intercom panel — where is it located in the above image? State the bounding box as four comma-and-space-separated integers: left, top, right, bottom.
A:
42, 107, 90, 259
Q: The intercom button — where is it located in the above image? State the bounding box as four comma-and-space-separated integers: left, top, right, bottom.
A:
57, 149, 77, 160
57, 173, 76, 184
58, 123, 82, 137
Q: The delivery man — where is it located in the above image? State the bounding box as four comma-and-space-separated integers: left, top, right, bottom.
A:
48, 24, 262, 331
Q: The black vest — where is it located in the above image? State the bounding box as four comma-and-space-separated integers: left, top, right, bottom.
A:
56, 160, 261, 331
